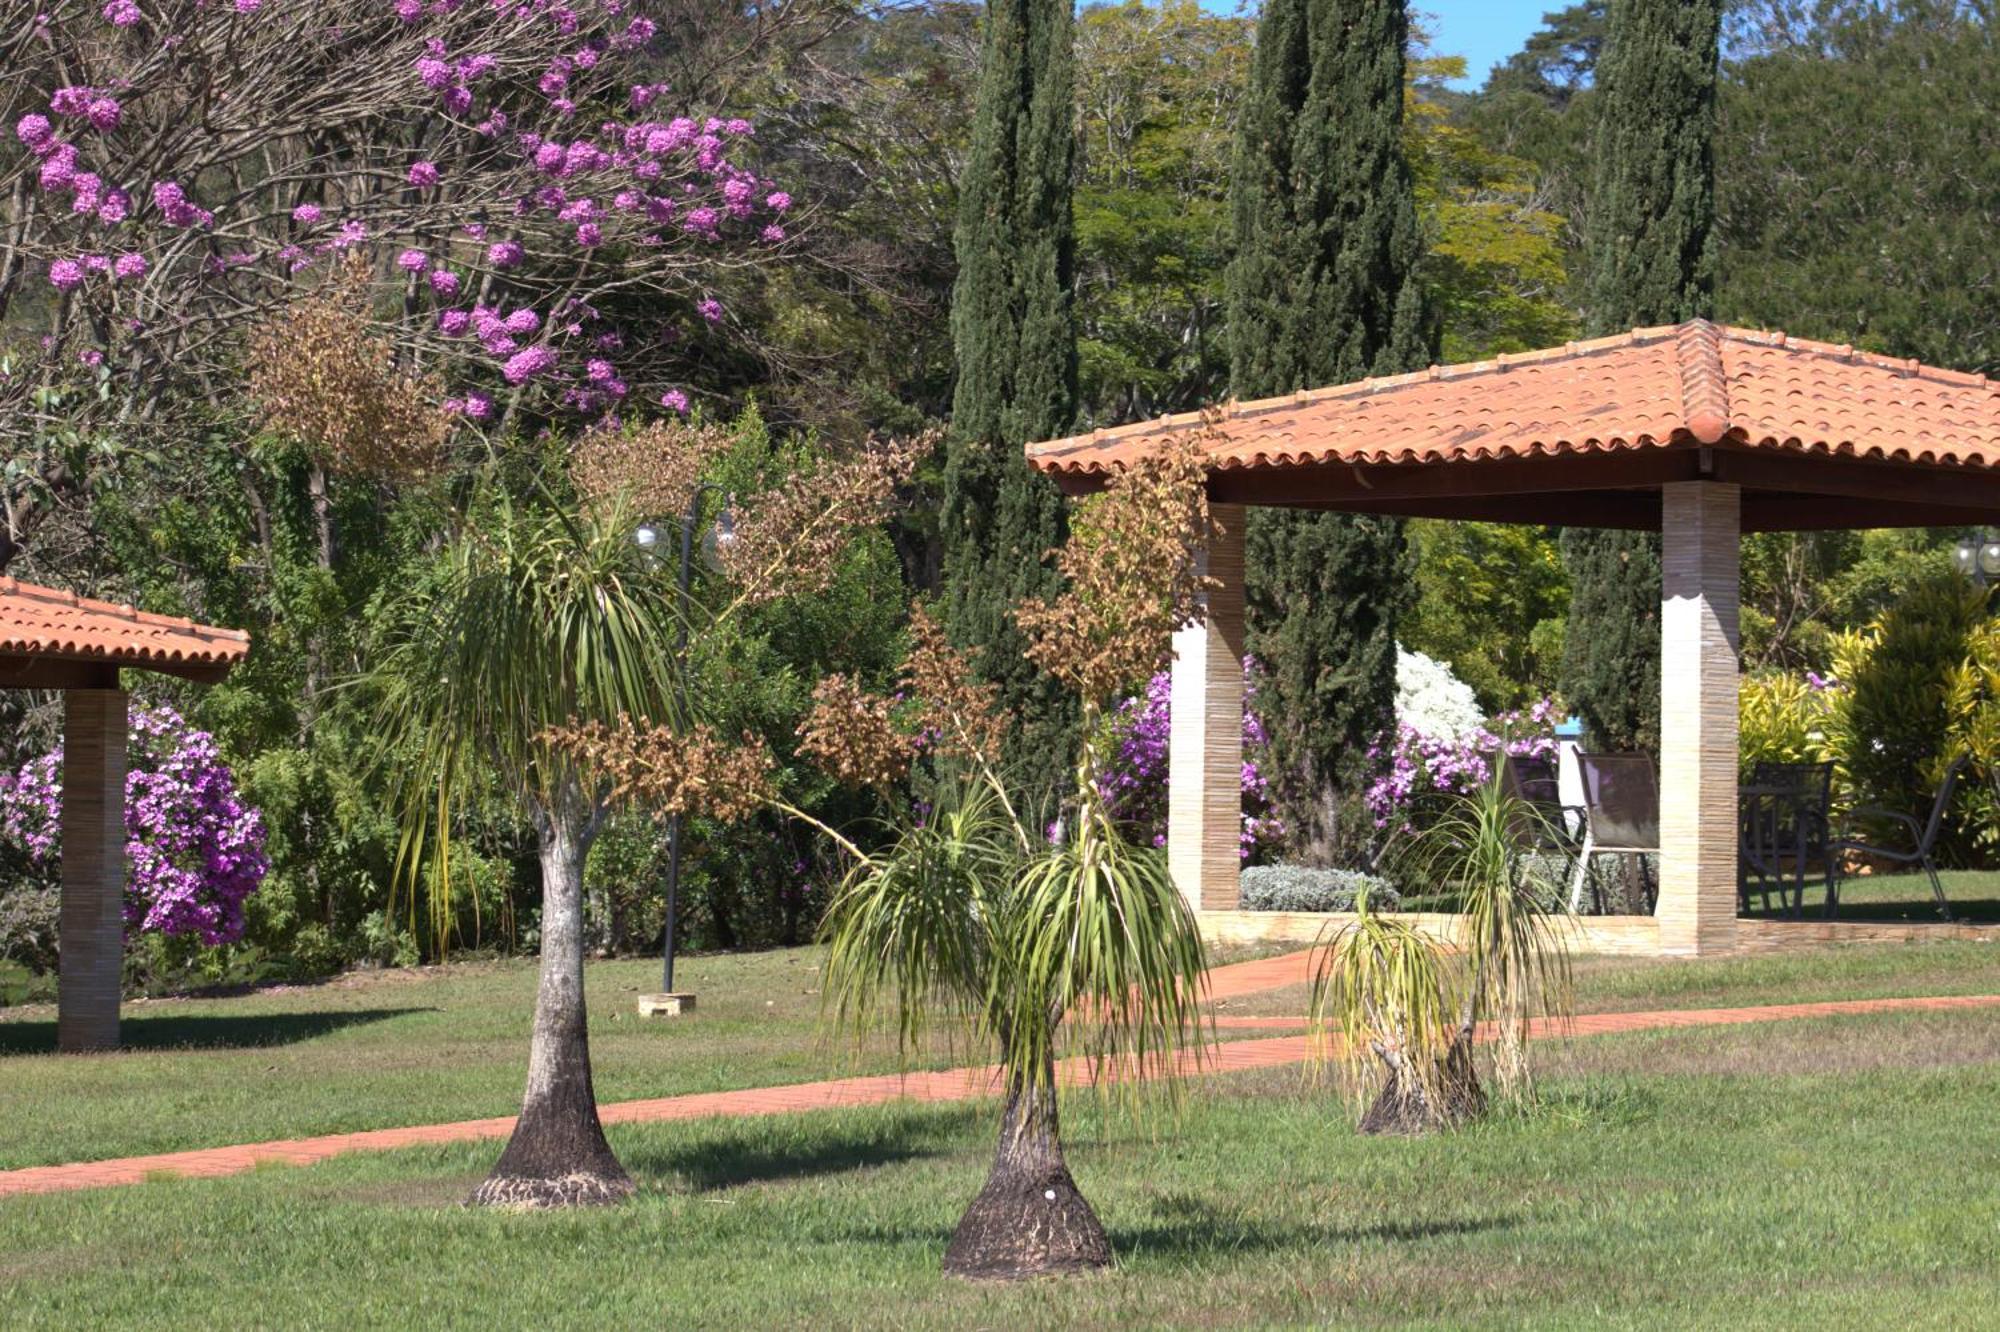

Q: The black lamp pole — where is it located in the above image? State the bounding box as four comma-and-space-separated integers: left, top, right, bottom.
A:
650, 482, 726, 996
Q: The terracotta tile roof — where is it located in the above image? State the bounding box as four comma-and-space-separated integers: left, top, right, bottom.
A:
0, 577, 249, 675
1026, 321, 2000, 478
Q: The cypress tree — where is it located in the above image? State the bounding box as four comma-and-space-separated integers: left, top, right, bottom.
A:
1226, 0, 1435, 862
1559, 0, 1719, 752
938, 0, 1078, 794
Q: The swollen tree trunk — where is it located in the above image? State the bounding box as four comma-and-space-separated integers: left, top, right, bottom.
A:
942, 1059, 1110, 1280
1359, 1033, 1485, 1136
470, 782, 633, 1209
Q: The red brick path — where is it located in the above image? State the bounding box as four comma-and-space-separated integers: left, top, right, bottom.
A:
3, 952, 1994, 1200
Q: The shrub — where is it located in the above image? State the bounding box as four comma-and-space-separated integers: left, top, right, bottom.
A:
1240, 865, 1401, 913
1739, 670, 1834, 773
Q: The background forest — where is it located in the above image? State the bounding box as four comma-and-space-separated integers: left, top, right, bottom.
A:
2, 0, 1995, 986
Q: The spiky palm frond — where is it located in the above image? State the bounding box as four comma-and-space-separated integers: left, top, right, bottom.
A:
1002, 802, 1209, 1098
1308, 894, 1463, 1111
368, 489, 684, 944
1420, 775, 1575, 1098
817, 782, 1020, 1061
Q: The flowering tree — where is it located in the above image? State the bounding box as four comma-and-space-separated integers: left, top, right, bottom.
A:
1, 0, 798, 565
1096, 659, 1280, 859
0, 705, 268, 946
1366, 696, 1562, 833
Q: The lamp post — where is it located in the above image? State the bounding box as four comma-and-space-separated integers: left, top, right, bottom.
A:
634, 484, 734, 1018
1953, 530, 2000, 589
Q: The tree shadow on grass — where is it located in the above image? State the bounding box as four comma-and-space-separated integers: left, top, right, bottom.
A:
621, 1105, 983, 1194
1110, 1191, 1517, 1261
0, 1006, 431, 1056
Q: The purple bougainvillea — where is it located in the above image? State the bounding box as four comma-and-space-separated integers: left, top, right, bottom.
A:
0, 705, 267, 946
1365, 696, 1563, 831
1098, 659, 1282, 860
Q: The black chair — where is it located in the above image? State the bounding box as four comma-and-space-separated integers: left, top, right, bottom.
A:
1568, 753, 1659, 914
1826, 756, 1967, 922
1492, 751, 1581, 851
1739, 760, 1834, 917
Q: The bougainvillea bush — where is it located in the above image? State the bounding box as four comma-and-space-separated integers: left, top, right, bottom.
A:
0, 705, 268, 952
1366, 695, 1563, 833
1097, 658, 1282, 860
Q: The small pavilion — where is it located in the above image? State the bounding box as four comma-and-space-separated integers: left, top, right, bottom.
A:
0, 577, 250, 1049
1027, 321, 2000, 956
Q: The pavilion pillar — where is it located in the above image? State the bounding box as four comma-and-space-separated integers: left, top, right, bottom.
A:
1169, 503, 1245, 913
58, 688, 127, 1053
1657, 482, 1739, 956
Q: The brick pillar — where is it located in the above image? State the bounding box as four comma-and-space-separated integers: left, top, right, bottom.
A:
1169, 503, 1245, 912
1657, 483, 1739, 956
59, 689, 127, 1053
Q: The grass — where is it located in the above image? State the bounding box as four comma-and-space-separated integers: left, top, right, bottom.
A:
3, 1002, 1999, 1328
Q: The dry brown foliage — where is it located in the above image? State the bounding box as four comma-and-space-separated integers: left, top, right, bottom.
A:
544, 716, 775, 824
902, 604, 1009, 766
570, 420, 737, 524
1014, 427, 1221, 705
247, 257, 452, 483
797, 675, 916, 789
720, 431, 934, 606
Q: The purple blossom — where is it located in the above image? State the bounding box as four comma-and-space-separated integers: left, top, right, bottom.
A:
438, 308, 472, 336
397, 248, 429, 272
406, 159, 441, 188
575, 222, 601, 247
112, 250, 146, 279
15, 114, 53, 148
659, 388, 688, 413
486, 239, 524, 268
0, 705, 268, 946
290, 202, 322, 225
696, 297, 722, 324
428, 268, 460, 296
102, 0, 142, 26
48, 259, 84, 290
765, 190, 791, 212
415, 57, 454, 90
502, 344, 557, 383
1097, 659, 1280, 860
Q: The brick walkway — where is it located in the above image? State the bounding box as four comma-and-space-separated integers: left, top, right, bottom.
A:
3, 955, 1995, 1199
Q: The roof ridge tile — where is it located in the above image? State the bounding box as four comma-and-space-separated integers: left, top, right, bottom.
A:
1677, 320, 1731, 444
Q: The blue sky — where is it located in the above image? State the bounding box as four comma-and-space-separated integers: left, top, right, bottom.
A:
1415, 2, 1551, 88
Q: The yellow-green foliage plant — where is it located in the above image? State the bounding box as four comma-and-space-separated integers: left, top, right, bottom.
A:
1738, 671, 1833, 776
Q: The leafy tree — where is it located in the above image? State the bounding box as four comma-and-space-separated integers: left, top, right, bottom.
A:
1559, 0, 1719, 752
1227, 0, 1435, 862
1401, 519, 1570, 710
938, 0, 1081, 797
371, 492, 684, 1209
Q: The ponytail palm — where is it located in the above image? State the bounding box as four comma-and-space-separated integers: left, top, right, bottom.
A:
815, 437, 1221, 1279
371, 489, 681, 1208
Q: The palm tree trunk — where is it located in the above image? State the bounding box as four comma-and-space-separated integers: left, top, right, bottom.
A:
1359, 1030, 1486, 1136
942, 1057, 1111, 1280
471, 782, 633, 1208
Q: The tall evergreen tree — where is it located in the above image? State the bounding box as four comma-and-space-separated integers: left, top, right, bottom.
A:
1559, 0, 1719, 751
1226, 0, 1435, 862
938, 0, 1079, 794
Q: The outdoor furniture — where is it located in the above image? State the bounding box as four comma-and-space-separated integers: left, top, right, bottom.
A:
1492, 751, 1582, 851
1826, 756, 1968, 922
1567, 753, 1659, 914
1737, 761, 1835, 918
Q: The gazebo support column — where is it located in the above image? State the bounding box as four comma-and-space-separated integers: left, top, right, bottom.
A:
1657, 482, 1740, 956
58, 688, 127, 1053
1168, 503, 1246, 912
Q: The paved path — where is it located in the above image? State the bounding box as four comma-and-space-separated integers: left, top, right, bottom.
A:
4, 960, 1995, 1199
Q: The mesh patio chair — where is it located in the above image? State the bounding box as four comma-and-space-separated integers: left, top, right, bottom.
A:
1491, 751, 1581, 851
1826, 755, 1968, 922
1567, 753, 1659, 914
1739, 760, 1835, 917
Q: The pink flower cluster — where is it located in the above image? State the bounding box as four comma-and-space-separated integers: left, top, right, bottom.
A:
0, 705, 267, 946
1099, 660, 1282, 860
1365, 696, 1564, 831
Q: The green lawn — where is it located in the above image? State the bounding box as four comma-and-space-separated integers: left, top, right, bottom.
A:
3, 1001, 1999, 1328
0, 940, 1289, 1171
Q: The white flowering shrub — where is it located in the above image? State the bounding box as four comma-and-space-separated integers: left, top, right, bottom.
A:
1394, 646, 1484, 741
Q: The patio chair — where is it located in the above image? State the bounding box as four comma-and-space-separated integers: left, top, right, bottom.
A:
1567, 753, 1659, 914
1739, 760, 1835, 917
1492, 751, 1582, 851
1826, 756, 1968, 922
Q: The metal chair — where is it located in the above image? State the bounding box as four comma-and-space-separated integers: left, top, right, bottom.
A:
1739, 760, 1835, 917
1826, 756, 1966, 922
1492, 751, 1581, 851
1567, 753, 1659, 914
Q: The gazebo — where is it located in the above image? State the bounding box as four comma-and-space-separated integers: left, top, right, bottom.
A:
0, 577, 250, 1050
1027, 321, 2000, 957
